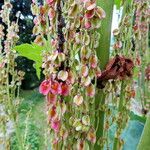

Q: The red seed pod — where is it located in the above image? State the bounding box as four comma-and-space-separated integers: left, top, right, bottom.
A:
39, 79, 51, 95
86, 84, 95, 97
60, 83, 70, 96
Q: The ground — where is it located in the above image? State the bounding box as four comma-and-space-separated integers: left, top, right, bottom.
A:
18, 89, 46, 150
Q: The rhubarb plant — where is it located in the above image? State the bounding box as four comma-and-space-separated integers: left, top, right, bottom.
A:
31, 0, 137, 149
0, 0, 149, 149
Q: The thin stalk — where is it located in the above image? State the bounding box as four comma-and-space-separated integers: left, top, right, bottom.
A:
113, 0, 134, 148
113, 81, 125, 150
5, 5, 24, 149
95, 91, 105, 149
6, 58, 23, 150
24, 111, 31, 150
14, 121, 24, 150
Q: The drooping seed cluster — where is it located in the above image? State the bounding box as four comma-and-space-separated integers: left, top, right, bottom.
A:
31, 0, 149, 149
32, 0, 105, 149
63, 0, 105, 97
105, 0, 149, 148
133, 0, 150, 111
103, 0, 136, 148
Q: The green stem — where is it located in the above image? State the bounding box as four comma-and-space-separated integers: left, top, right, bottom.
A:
95, 91, 105, 149
6, 10, 23, 150
6, 61, 23, 150
118, 81, 125, 111
113, 138, 118, 150
96, 0, 114, 69
113, 81, 125, 150
94, 1, 114, 149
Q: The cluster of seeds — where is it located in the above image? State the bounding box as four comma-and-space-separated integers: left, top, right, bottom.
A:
32, 0, 106, 149
133, 0, 150, 112
106, 0, 150, 148
0, 1, 24, 149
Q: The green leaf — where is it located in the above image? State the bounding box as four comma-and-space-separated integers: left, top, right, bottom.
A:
137, 114, 150, 150
34, 62, 42, 80
115, 0, 132, 10
130, 111, 146, 124
115, 0, 122, 9
14, 43, 44, 79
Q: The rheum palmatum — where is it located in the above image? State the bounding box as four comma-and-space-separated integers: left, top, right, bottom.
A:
32, 0, 105, 149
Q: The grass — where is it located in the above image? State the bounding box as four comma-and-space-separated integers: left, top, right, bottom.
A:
17, 89, 46, 150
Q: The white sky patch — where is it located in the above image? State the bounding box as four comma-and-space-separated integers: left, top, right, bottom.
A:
111, 5, 123, 32
110, 6, 123, 48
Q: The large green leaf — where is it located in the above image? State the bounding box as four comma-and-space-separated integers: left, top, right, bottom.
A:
14, 43, 44, 79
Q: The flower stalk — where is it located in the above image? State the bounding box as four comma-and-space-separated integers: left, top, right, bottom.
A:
32, 0, 146, 149
0, 1, 24, 150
